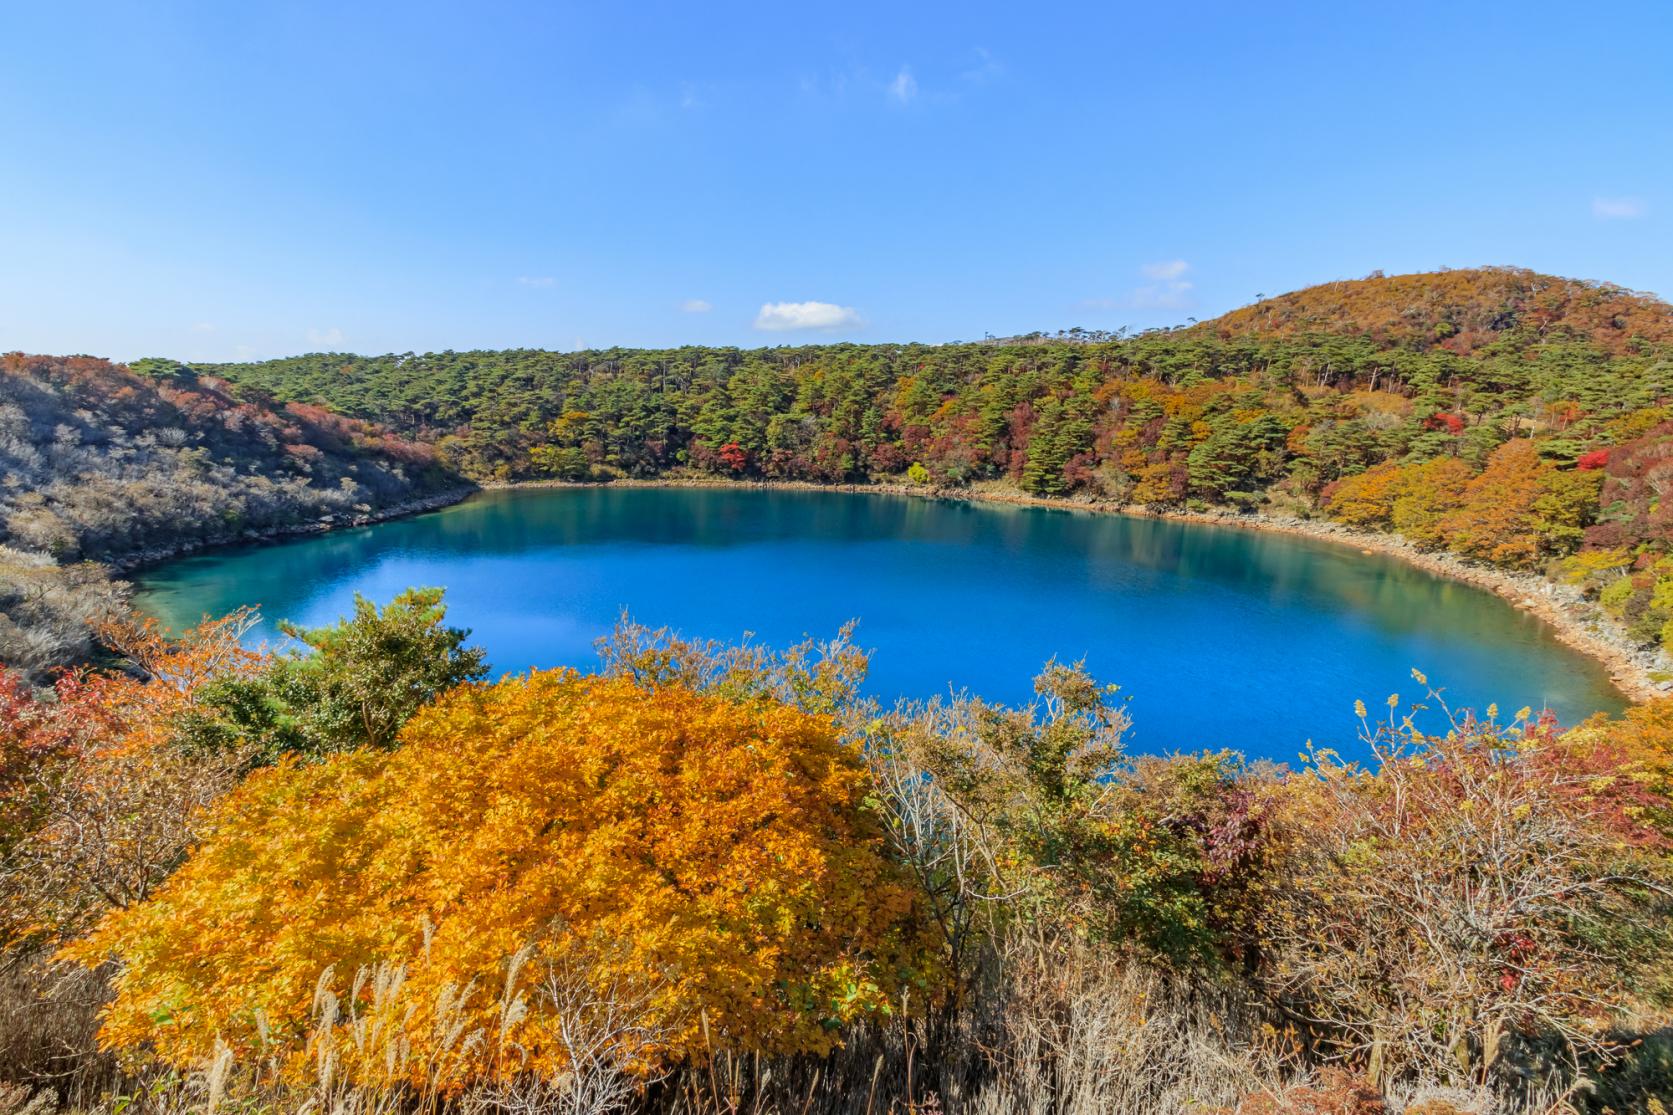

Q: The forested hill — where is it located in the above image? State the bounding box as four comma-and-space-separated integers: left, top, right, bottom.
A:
1197, 266, 1673, 354
192, 268, 1673, 487
193, 266, 1673, 655
0, 354, 461, 679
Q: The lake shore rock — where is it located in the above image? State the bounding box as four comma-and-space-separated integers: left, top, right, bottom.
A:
108, 486, 479, 575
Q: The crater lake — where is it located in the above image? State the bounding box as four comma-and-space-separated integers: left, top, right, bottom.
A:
132, 485, 1626, 759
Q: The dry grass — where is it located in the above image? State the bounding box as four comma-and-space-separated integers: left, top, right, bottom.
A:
0, 948, 1652, 1115
0, 945, 1290, 1115
0, 955, 117, 1109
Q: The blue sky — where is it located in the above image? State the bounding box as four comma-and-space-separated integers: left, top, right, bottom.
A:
2, 1, 1669, 362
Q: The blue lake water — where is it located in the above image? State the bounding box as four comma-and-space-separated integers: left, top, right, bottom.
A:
131, 486, 1625, 761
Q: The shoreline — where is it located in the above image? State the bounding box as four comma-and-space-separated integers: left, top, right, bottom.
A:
480, 475, 1671, 705
109, 485, 479, 575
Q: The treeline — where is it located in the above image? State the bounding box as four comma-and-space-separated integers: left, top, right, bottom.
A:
0, 354, 462, 680
194, 267, 1673, 649
2, 595, 1670, 1113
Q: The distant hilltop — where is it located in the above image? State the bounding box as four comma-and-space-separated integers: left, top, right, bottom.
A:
1194, 266, 1673, 355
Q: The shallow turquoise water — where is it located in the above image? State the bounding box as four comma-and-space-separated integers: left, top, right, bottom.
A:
132, 486, 1625, 761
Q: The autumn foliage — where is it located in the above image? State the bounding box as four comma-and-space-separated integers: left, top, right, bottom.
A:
1263, 687, 1673, 1085
1201, 266, 1673, 355
0, 597, 1664, 1111
73, 670, 933, 1086
1325, 440, 1601, 567
0, 611, 265, 955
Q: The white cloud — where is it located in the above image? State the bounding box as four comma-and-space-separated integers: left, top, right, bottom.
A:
1082, 261, 1197, 315
1140, 259, 1191, 281
680, 298, 713, 313
754, 301, 863, 332
888, 67, 917, 104
1130, 282, 1195, 311
1133, 259, 1195, 310
800, 60, 970, 106
517, 275, 556, 287
1593, 196, 1647, 220
306, 327, 345, 347
190, 321, 216, 334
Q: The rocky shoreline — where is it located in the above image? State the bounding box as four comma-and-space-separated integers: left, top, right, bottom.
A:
1146, 508, 1670, 705
484, 475, 1671, 705
109, 485, 479, 575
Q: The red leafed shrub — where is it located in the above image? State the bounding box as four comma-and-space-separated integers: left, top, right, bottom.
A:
717, 441, 749, 472
1584, 422, 1673, 549
375, 434, 439, 469
2, 669, 134, 850
869, 439, 907, 474
1424, 412, 1465, 435
1577, 447, 1610, 470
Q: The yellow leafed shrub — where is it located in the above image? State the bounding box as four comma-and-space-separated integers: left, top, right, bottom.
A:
69, 670, 934, 1087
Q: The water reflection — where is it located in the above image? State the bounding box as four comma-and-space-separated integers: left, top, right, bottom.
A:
134, 487, 1626, 762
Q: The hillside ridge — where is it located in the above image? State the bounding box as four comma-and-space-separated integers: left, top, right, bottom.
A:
1195, 266, 1673, 355
0, 354, 463, 678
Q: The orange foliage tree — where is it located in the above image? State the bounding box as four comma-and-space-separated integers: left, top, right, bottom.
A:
1561, 697, 1673, 841
1325, 456, 1471, 548
1323, 462, 1403, 529
72, 670, 936, 1086
1439, 440, 1600, 567
1385, 456, 1471, 548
